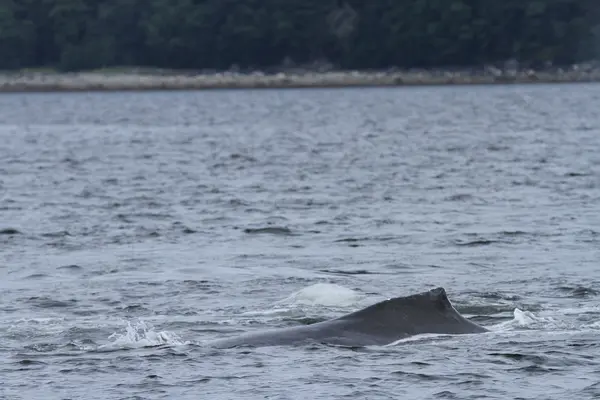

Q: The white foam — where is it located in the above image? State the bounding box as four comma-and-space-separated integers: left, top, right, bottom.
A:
275, 283, 364, 307
588, 320, 600, 329
486, 308, 559, 332
512, 308, 546, 326
99, 320, 189, 350
12, 317, 66, 324
382, 306, 598, 347
6, 316, 68, 336
485, 306, 600, 335
238, 307, 306, 318
386, 333, 453, 346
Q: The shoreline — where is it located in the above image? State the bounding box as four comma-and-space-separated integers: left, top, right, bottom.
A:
1, 67, 600, 92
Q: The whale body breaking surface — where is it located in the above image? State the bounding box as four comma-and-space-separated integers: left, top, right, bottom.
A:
207, 287, 488, 348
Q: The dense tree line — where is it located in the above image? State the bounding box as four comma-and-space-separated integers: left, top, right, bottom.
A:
1, 0, 599, 72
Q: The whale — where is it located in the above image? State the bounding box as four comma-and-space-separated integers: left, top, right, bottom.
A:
207, 287, 488, 348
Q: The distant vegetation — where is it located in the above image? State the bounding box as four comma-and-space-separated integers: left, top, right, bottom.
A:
1, 0, 599, 72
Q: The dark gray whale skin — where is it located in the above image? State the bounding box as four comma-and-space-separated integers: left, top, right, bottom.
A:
207, 287, 488, 348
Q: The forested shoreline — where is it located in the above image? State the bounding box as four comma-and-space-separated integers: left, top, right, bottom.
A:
2, 0, 600, 73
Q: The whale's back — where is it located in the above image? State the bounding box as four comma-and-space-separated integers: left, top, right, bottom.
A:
208, 287, 487, 348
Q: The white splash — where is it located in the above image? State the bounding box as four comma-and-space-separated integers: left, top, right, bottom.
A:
100, 320, 189, 350
487, 308, 572, 333
588, 320, 600, 329
512, 308, 546, 326
386, 333, 453, 347
276, 283, 364, 307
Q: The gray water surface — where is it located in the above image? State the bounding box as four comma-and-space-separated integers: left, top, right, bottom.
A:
1, 84, 600, 399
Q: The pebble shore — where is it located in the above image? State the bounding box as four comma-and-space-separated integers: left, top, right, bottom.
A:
1, 66, 599, 92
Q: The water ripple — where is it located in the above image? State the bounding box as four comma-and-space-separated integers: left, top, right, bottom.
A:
1, 84, 600, 399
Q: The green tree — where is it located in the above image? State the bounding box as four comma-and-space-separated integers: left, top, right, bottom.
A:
0, 0, 37, 68
0, 0, 597, 72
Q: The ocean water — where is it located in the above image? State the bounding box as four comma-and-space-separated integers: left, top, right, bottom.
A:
1, 83, 600, 399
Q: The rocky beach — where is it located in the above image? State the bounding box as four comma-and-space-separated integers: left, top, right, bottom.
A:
1, 64, 600, 92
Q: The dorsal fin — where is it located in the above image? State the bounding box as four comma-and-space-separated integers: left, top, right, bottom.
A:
339, 287, 453, 322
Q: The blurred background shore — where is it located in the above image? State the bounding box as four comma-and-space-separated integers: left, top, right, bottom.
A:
2, 63, 600, 92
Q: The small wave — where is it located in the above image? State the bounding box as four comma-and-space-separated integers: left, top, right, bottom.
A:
471, 291, 522, 301
319, 269, 377, 275
15, 359, 48, 366
172, 220, 196, 232
117, 304, 152, 314
180, 226, 197, 234
229, 152, 256, 162
14, 317, 67, 325
22, 343, 60, 353
514, 364, 561, 374
487, 144, 510, 152
500, 230, 528, 237
581, 382, 600, 397
57, 264, 83, 271
99, 320, 189, 351
128, 212, 174, 221
444, 193, 485, 203
334, 237, 362, 242
454, 239, 500, 247
564, 172, 590, 177
445, 193, 474, 201
0, 227, 21, 235
23, 273, 48, 280
26, 296, 77, 309
456, 302, 519, 316
334, 237, 367, 247
41, 230, 71, 238
334, 235, 406, 246
243, 227, 294, 236
557, 285, 598, 298
12, 359, 48, 371
487, 352, 547, 364
390, 370, 453, 381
